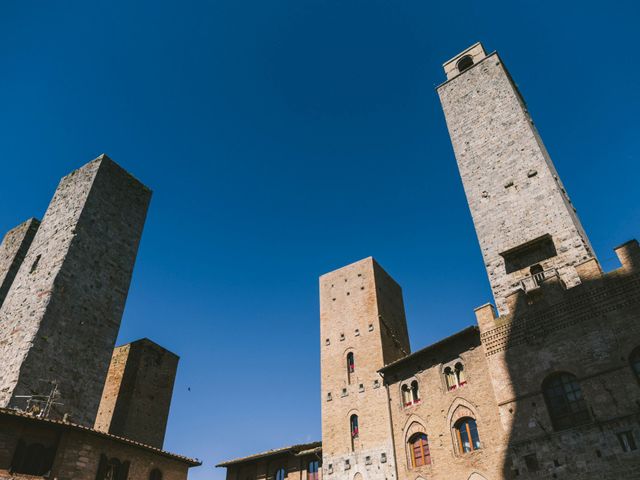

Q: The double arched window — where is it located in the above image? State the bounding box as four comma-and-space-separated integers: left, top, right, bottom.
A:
444, 362, 466, 391
542, 372, 590, 431
454, 417, 481, 453
630, 348, 640, 382
408, 433, 431, 467
402, 381, 420, 406
346, 352, 355, 384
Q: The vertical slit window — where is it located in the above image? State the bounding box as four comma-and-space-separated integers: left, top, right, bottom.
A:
347, 352, 355, 384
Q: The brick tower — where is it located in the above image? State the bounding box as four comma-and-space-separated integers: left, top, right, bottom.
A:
320, 257, 410, 480
95, 338, 179, 448
437, 43, 596, 314
0, 155, 151, 427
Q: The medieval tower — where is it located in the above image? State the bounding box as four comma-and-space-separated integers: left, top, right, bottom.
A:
95, 338, 179, 449
320, 257, 410, 480
437, 43, 595, 314
0, 155, 151, 427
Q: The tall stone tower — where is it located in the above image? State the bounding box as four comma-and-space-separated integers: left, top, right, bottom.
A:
95, 338, 179, 448
0, 218, 40, 309
437, 43, 595, 314
320, 257, 410, 480
0, 155, 151, 427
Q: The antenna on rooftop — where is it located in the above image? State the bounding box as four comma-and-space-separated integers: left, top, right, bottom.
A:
14, 379, 64, 420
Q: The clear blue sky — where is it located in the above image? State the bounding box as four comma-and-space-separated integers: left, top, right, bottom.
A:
2, 1, 639, 478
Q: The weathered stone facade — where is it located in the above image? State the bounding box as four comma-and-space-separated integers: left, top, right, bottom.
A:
0, 155, 151, 427
437, 43, 595, 315
0, 218, 39, 309
95, 338, 179, 449
219, 43, 640, 480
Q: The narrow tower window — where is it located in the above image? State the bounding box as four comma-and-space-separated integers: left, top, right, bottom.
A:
350, 414, 359, 449
456, 55, 474, 73
543, 372, 590, 430
347, 352, 355, 384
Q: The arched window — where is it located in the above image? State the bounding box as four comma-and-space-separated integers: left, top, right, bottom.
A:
350, 414, 359, 438
150, 469, 163, 480
454, 418, 481, 453
455, 363, 466, 387
630, 348, 640, 381
409, 433, 431, 467
542, 372, 590, 430
347, 352, 355, 384
307, 460, 320, 480
411, 380, 420, 404
457, 55, 474, 73
275, 468, 286, 480
445, 362, 466, 391
402, 384, 412, 406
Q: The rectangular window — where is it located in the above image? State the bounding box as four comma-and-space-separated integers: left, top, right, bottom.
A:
618, 431, 638, 452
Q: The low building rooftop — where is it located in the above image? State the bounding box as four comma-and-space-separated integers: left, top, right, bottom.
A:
378, 325, 479, 374
0, 408, 201, 466
216, 441, 322, 467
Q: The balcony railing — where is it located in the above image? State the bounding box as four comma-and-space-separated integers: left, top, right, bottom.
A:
519, 268, 558, 292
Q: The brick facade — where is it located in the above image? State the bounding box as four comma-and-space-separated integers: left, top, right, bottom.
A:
95, 338, 179, 449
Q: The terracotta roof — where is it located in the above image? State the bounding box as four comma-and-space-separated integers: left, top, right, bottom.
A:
216, 441, 322, 467
0, 408, 201, 466
378, 325, 479, 374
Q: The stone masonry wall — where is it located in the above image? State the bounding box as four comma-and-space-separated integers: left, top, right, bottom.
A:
0, 155, 151, 427
0, 218, 39, 309
477, 246, 640, 479
95, 338, 179, 449
320, 258, 410, 480
438, 48, 594, 314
